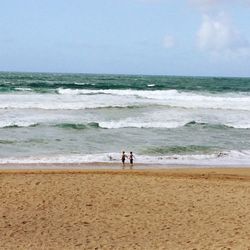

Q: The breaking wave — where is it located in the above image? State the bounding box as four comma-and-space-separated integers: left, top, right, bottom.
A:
0, 120, 249, 129
1, 150, 250, 166
1, 88, 250, 111
54, 122, 100, 130
0, 122, 40, 129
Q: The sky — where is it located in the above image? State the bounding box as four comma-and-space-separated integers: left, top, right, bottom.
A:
0, 0, 250, 76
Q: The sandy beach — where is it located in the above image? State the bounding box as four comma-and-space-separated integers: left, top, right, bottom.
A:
0, 168, 250, 249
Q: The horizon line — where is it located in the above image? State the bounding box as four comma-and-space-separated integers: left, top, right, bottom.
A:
0, 70, 249, 79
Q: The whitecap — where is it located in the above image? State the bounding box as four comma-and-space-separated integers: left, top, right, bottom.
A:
1, 150, 250, 166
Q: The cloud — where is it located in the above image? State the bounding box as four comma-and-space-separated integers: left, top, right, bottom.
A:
163, 35, 175, 48
190, 0, 223, 8
190, 0, 250, 9
197, 12, 250, 57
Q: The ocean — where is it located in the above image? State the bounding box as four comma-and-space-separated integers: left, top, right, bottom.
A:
1, 72, 250, 166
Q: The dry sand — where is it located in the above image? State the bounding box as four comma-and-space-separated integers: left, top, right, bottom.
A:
0, 168, 250, 249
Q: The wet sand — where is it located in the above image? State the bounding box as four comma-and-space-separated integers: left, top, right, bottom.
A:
0, 168, 250, 249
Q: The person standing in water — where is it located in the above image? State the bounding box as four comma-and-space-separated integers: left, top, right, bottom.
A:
129, 152, 135, 168
121, 151, 128, 168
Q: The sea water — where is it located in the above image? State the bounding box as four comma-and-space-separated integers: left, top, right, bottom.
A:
1, 72, 250, 166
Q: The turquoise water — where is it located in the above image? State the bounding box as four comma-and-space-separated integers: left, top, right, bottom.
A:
0, 72, 250, 165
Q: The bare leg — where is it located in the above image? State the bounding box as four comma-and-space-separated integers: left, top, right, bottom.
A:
130, 161, 133, 169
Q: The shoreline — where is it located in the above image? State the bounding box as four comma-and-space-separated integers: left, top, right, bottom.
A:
0, 162, 250, 170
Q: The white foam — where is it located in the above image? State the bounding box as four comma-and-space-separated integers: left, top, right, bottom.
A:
57, 88, 250, 111
0, 121, 38, 128
74, 82, 88, 85
225, 123, 250, 129
0, 93, 142, 110
98, 121, 186, 129
56, 88, 179, 99
1, 111, 250, 129
1, 90, 250, 130
1, 89, 250, 111
0, 150, 250, 166
15, 87, 32, 91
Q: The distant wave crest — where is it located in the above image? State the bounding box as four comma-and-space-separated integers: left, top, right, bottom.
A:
0, 122, 40, 129
54, 122, 100, 130
1, 120, 249, 129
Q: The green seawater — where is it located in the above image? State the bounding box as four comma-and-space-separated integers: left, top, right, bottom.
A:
1, 72, 250, 93
0, 72, 250, 164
